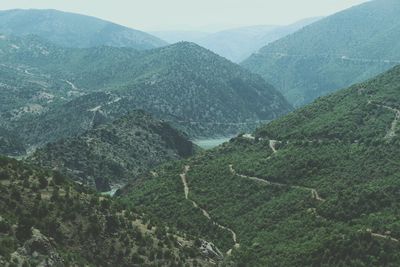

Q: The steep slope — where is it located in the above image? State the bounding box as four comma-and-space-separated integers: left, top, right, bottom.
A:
121, 66, 400, 266
0, 157, 210, 266
242, 0, 400, 106
0, 35, 292, 153
152, 18, 320, 63
0, 9, 167, 49
29, 111, 196, 191
0, 127, 25, 156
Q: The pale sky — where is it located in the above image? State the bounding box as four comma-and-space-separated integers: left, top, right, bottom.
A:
0, 0, 370, 32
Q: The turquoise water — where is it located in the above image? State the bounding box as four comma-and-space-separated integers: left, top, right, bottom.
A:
193, 137, 233, 149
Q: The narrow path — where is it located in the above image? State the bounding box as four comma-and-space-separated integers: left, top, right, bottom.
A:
265, 52, 400, 64
229, 165, 324, 202
180, 165, 240, 255
229, 165, 282, 186
369, 101, 400, 139
172, 120, 270, 126
380, 104, 400, 139
269, 140, 278, 153
63, 80, 79, 91
230, 139, 325, 203
370, 232, 399, 242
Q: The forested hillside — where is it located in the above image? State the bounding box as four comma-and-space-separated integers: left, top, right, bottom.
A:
29, 111, 196, 192
0, 157, 212, 266
0, 9, 167, 49
242, 0, 400, 106
121, 65, 400, 266
153, 17, 320, 62
0, 35, 291, 155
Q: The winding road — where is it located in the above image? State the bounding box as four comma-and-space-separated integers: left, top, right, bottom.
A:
368, 101, 400, 139
371, 232, 399, 242
229, 165, 324, 202
180, 165, 240, 255
378, 104, 400, 139
265, 52, 400, 64
229, 140, 325, 202
63, 80, 79, 91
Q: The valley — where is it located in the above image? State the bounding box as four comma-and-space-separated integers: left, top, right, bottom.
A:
0, 34, 291, 156
1, 1, 400, 266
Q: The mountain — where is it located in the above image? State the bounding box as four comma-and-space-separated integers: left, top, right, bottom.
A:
0, 127, 25, 156
152, 18, 320, 62
0, 156, 212, 266
242, 0, 400, 106
0, 9, 167, 49
150, 30, 210, 44
29, 111, 196, 191
0, 35, 292, 154
120, 65, 400, 266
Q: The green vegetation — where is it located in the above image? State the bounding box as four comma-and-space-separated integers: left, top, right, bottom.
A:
29, 111, 196, 191
0, 156, 209, 266
242, 0, 400, 106
0, 35, 291, 155
0, 127, 25, 156
121, 65, 400, 266
0, 9, 167, 49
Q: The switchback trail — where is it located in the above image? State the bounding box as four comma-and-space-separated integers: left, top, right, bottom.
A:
229, 165, 325, 201
229, 140, 325, 202
367, 101, 400, 139
180, 165, 240, 255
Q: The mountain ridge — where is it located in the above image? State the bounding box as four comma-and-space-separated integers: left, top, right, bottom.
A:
0, 9, 167, 49
0, 35, 292, 155
152, 17, 321, 62
242, 0, 400, 106
28, 111, 196, 191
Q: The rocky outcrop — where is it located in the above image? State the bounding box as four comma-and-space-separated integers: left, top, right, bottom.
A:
11, 229, 64, 267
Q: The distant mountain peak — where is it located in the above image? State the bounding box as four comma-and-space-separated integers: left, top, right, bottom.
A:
242, 0, 400, 106
0, 9, 167, 49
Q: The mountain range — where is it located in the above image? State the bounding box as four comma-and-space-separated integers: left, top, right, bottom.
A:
2, 2, 400, 266
242, 0, 400, 106
0, 9, 167, 49
0, 34, 291, 155
152, 17, 320, 62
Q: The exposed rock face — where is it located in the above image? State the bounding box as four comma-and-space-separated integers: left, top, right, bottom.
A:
199, 240, 224, 260
11, 229, 64, 267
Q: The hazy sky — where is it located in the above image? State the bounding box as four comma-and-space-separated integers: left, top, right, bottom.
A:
0, 0, 370, 32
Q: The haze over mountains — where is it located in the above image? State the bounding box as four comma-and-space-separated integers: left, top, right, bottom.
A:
152, 17, 321, 62
242, 0, 400, 106
0, 9, 167, 49
1, 0, 400, 266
